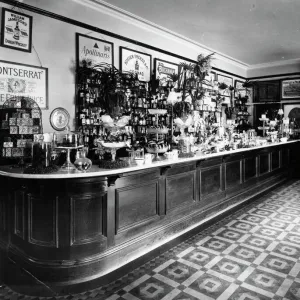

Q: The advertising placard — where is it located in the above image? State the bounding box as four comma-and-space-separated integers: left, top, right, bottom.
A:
0, 60, 48, 109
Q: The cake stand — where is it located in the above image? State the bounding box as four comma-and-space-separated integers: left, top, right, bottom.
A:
97, 141, 130, 161
258, 118, 269, 137
56, 145, 83, 171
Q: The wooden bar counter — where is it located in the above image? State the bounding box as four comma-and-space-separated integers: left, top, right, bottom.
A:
0, 141, 299, 295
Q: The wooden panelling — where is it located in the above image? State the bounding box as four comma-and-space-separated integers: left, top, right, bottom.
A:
116, 170, 160, 189
225, 160, 241, 189
244, 155, 257, 181
282, 147, 290, 167
166, 170, 196, 211
0, 196, 6, 232
14, 191, 25, 239
0, 142, 297, 293
200, 165, 222, 196
271, 150, 280, 170
70, 195, 104, 246
67, 178, 106, 195
259, 153, 270, 175
116, 180, 158, 233
28, 195, 58, 248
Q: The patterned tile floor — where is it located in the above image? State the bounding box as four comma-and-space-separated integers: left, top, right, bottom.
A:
1, 180, 300, 300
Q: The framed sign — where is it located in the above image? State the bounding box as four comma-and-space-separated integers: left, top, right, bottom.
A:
0, 60, 48, 109
120, 47, 151, 82
154, 58, 179, 86
281, 78, 300, 100
76, 33, 114, 66
1, 8, 33, 52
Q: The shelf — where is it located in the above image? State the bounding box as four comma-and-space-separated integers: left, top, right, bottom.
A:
148, 109, 167, 115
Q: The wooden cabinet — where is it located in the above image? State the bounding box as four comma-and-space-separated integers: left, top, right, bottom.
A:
0, 142, 298, 295
253, 80, 280, 102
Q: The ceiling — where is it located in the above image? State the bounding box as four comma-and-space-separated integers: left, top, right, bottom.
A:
100, 0, 300, 67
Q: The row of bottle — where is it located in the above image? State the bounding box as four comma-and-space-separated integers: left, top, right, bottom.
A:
130, 113, 171, 127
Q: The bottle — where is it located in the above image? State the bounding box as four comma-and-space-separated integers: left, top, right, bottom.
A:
294, 118, 299, 139
78, 84, 85, 106
84, 84, 90, 105
290, 118, 295, 139
74, 148, 92, 172
13, 22, 20, 40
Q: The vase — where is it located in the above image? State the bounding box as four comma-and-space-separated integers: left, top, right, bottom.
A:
74, 149, 92, 172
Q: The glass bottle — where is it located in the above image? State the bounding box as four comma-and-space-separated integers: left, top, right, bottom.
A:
74, 148, 92, 172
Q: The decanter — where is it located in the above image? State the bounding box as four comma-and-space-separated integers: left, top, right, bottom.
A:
74, 147, 92, 172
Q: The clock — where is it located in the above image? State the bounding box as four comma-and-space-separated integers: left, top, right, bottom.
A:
49, 107, 70, 131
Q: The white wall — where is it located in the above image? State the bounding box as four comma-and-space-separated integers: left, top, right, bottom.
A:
247, 60, 300, 78
0, 0, 248, 132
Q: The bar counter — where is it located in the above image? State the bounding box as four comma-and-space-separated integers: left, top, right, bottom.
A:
0, 141, 299, 295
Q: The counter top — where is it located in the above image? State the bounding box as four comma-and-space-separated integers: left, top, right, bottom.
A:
0, 140, 298, 179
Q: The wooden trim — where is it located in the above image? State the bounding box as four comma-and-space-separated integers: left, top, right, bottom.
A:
28, 195, 58, 248
248, 72, 300, 80
0, 0, 246, 80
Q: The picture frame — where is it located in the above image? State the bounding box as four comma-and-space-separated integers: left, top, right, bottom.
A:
217, 74, 233, 97
234, 80, 247, 97
281, 78, 300, 100
120, 47, 152, 82
283, 103, 300, 123
217, 74, 233, 87
0, 60, 48, 109
1, 8, 33, 53
154, 58, 179, 87
76, 33, 114, 67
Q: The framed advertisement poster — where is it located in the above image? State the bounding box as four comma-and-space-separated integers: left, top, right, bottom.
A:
154, 58, 179, 86
0, 60, 48, 109
76, 33, 114, 66
1, 8, 33, 53
281, 78, 300, 100
120, 47, 151, 82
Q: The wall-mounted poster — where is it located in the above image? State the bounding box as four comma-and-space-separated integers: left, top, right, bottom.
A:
281, 78, 300, 100
76, 33, 114, 66
1, 8, 33, 53
0, 60, 48, 109
154, 58, 179, 86
120, 47, 151, 82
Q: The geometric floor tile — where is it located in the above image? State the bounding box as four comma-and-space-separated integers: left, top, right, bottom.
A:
2, 179, 300, 300
188, 272, 232, 299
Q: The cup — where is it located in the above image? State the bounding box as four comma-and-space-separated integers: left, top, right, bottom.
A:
144, 153, 154, 164
164, 152, 173, 160
172, 149, 179, 160
134, 158, 144, 166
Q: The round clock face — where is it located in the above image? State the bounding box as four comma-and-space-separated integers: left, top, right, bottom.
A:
50, 108, 70, 131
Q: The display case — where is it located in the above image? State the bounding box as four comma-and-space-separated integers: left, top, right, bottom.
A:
0, 96, 43, 165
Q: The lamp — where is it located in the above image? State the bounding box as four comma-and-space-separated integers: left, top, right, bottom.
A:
278, 108, 284, 135
278, 108, 284, 115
